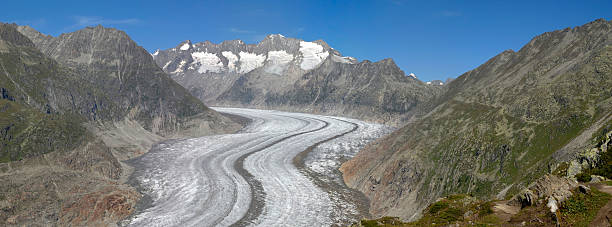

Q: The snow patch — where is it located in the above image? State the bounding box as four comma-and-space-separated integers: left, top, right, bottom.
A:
265, 50, 294, 75
191, 52, 224, 73
162, 61, 171, 70
222, 51, 239, 72
173, 60, 187, 73
180, 42, 191, 51
238, 51, 266, 74
267, 51, 293, 64
426, 81, 432, 85
151, 49, 159, 57
331, 55, 355, 64
408, 73, 416, 79
344, 56, 357, 62
268, 34, 286, 40
299, 41, 329, 70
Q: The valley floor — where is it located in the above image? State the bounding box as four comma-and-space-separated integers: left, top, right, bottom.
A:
122, 108, 390, 226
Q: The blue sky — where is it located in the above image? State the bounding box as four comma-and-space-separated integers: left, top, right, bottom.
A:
2, 0, 611, 82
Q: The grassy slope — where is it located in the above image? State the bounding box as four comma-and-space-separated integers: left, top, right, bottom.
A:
425, 44, 612, 197
341, 19, 612, 220
0, 25, 94, 162
355, 108, 612, 226
356, 188, 611, 227
0, 99, 88, 162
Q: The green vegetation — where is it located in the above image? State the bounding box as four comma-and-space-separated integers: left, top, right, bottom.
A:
358, 186, 612, 227
0, 26, 101, 163
560, 188, 611, 226
575, 173, 593, 183
0, 99, 89, 162
408, 44, 612, 207
574, 124, 612, 182
588, 148, 612, 180
412, 194, 499, 226
589, 122, 612, 179
552, 162, 570, 177
343, 20, 612, 227
359, 217, 405, 227
353, 194, 501, 226
359, 185, 611, 226
420, 95, 593, 201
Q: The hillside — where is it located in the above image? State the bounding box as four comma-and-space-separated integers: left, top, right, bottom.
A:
340, 18, 612, 221
0, 23, 239, 226
0, 23, 105, 162
17, 25, 236, 136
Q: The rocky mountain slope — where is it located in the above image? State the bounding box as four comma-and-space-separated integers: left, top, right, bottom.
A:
153, 35, 441, 124
0, 23, 95, 162
340, 18, 612, 221
17, 25, 236, 136
0, 23, 239, 226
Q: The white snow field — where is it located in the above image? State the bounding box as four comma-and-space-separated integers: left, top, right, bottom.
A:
125, 108, 388, 227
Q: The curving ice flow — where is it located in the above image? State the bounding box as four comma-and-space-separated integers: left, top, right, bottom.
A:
124, 108, 389, 227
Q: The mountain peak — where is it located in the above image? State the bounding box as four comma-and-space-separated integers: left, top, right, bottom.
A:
220, 39, 244, 45
590, 18, 611, 25
178, 40, 192, 50
0, 23, 35, 47
66, 25, 131, 42
87, 24, 117, 32
265, 34, 286, 39
311, 39, 330, 50
377, 58, 397, 65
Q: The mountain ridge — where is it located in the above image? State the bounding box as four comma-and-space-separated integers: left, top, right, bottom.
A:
17, 24, 238, 134
154, 33, 441, 125
340, 18, 612, 221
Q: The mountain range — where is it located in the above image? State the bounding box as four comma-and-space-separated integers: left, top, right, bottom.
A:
152, 19, 612, 222
153, 35, 443, 124
0, 17, 611, 226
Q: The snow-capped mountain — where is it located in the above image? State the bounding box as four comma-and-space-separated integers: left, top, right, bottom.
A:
154, 34, 356, 76
153, 34, 440, 124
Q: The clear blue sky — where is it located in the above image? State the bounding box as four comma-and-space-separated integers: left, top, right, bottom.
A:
2, 0, 611, 82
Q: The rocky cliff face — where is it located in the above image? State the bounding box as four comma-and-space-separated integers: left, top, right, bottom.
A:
153, 35, 441, 124
340, 19, 612, 220
0, 23, 239, 226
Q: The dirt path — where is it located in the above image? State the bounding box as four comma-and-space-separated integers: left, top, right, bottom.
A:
492, 201, 521, 223
590, 184, 612, 227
